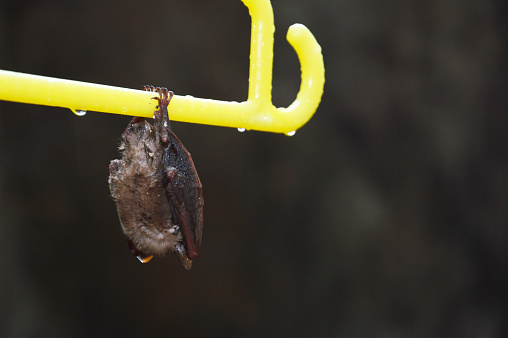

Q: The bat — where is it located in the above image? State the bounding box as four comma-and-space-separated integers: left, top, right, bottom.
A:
109, 86, 203, 269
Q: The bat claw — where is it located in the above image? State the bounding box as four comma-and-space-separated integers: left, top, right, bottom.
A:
175, 243, 192, 270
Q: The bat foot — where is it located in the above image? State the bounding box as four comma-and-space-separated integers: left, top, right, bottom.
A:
143, 85, 174, 108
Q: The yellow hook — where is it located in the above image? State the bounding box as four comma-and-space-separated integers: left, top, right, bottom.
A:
0, 0, 324, 134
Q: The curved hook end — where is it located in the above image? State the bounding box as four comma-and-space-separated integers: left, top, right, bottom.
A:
277, 23, 325, 133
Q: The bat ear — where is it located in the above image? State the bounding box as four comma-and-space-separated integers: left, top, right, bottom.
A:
127, 239, 153, 263
136, 255, 154, 264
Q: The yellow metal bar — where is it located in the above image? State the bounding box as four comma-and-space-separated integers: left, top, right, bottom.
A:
0, 70, 159, 117
0, 0, 324, 134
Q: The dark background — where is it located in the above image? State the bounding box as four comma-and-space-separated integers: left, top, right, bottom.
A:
1, 0, 507, 336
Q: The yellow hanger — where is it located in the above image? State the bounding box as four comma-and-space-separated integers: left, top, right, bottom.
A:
0, 0, 324, 135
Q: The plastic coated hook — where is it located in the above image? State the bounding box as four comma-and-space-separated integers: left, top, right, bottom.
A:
0, 0, 324, 134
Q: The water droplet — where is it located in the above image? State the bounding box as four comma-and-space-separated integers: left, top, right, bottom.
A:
71, 109, 87, 116
237, 128, 246, 133
285, 130, 296, 136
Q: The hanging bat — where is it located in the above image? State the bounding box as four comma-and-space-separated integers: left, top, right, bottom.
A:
108, 86, 203, 270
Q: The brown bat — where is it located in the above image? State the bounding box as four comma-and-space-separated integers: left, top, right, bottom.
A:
108, 86, 203, 270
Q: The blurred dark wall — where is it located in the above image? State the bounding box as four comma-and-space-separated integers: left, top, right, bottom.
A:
0, 0, 507, 336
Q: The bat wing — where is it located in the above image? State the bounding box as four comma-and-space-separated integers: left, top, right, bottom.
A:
164, 131, 203, 259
